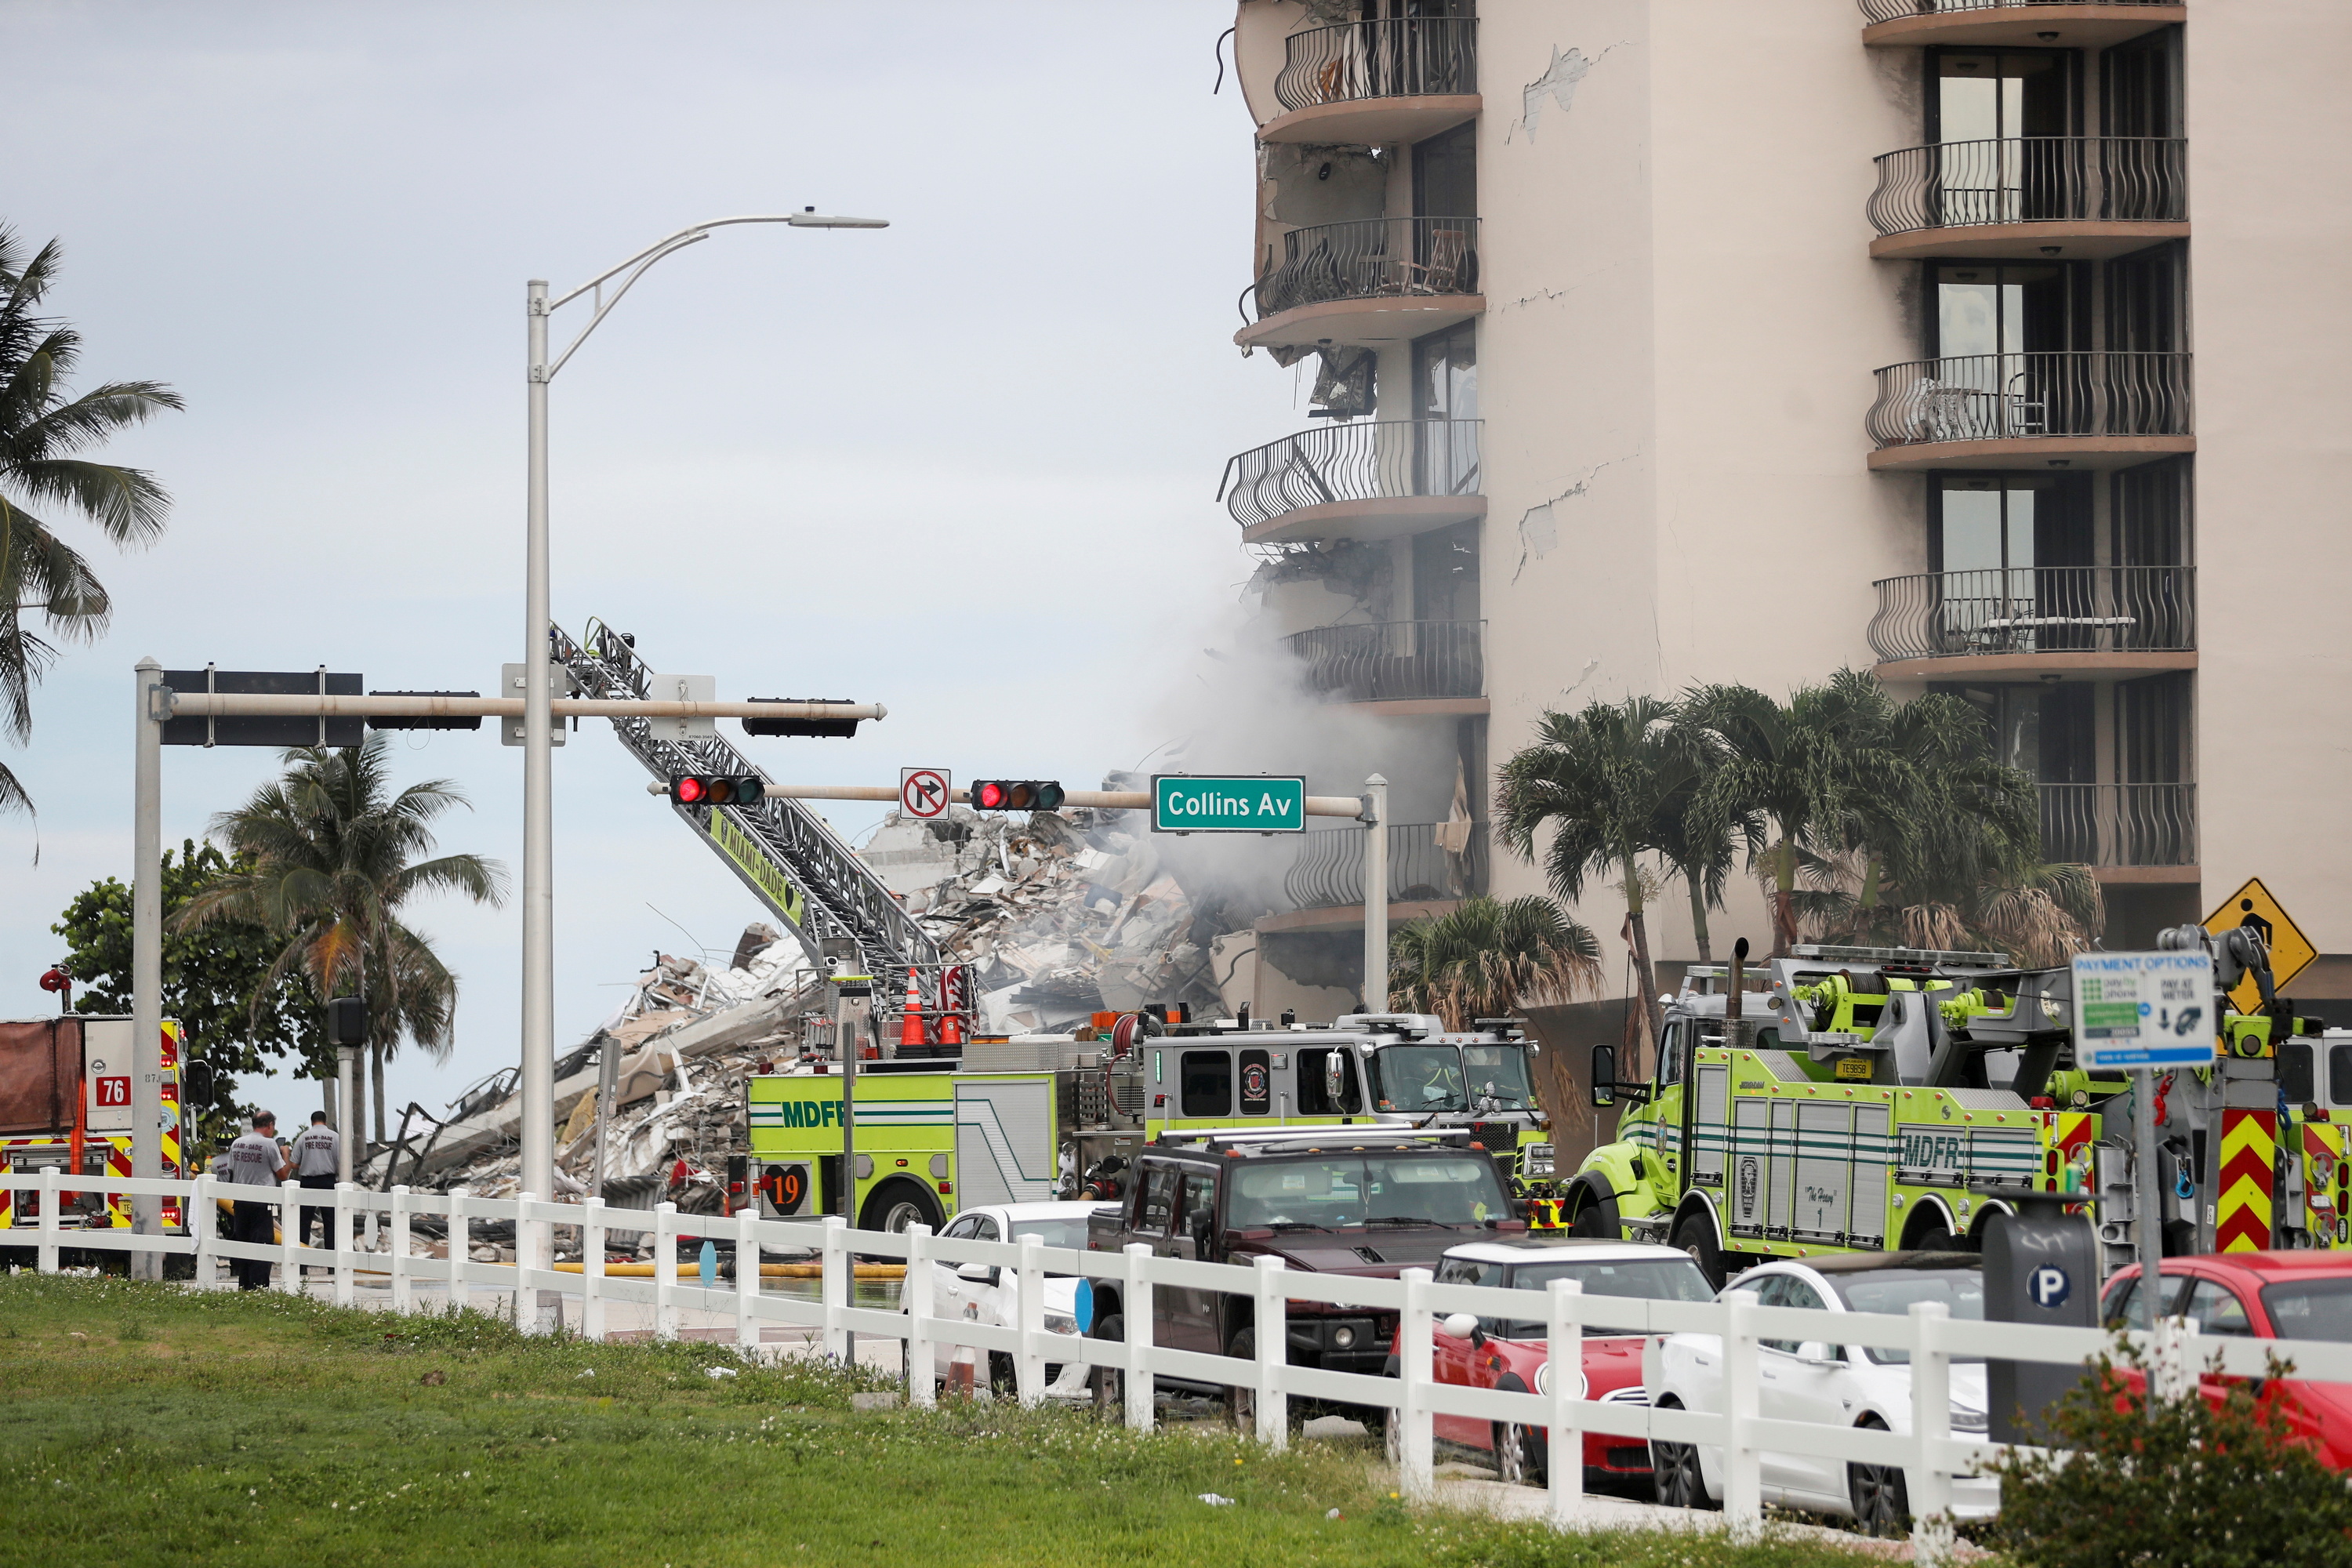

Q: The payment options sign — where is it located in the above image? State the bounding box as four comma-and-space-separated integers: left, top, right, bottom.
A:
2072, 949, 2216, 1071
1152, 775, 1306, 833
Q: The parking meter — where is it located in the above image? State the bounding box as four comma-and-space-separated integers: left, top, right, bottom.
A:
1978, 1188, 2100, 1443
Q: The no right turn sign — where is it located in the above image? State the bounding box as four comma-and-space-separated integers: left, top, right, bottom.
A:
900, 768, 950, 819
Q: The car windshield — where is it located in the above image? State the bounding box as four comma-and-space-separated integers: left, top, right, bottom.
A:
1373, 1046, 1467, 1113
1463, 1045, 1537, 1110
1490, 1255, 1716, 1338
2260, 1277, 2352, 1343
1227, 1155, 1508, 1230
1006, 1218, 1089, 1251
1827, 1268, 1986, 1364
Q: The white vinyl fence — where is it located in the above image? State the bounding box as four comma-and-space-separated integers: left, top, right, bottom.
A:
19, 1167, 2352, 1563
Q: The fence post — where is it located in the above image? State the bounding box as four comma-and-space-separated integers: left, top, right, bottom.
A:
333, 1182, 355, 1307
36, 1166, 60, 1275
1253, 1254, 1288, 1449
448, 1189, 470, 1315
820, 1216, 850, 1363
654, 1203, 679, 1342
582, 1197, 606, 1343
1121, 1243, 1154, 1433
735, 1205, 760, 1352
389, 1186, 412, 1314
1015, 1233, 1047, 1408
1546, 1277, 1585, 1527
278, 1180, 302, 1294
1721, 1287, 1762, 1538
193, 1172, 217, 1289
905, 1223, 935, 1409
2152, 1312, 2200, 1405
1909, 1300, 1955, 1565
1398, 1267, 1436, 1504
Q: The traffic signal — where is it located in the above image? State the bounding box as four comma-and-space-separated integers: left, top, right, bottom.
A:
970, 779, 1065, 811
327, 996, 368, 1047
670, 774, 766, 807
742, 699, 863, 739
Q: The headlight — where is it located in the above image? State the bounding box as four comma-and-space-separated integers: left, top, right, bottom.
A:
1042, 1314, 1080, 1336
1534, 1362, 1588, 1399
1525, 1144, 1555, 1176
1951, 1406, 1988, 1433
1332, 1325, 1357, 1349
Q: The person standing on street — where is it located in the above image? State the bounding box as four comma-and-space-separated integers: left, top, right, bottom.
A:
226, 1112, 291, 1290
293, 1111, 340, 1261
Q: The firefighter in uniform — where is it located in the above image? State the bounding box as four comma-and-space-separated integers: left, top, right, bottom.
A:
293, 1111, 340, 1260
226, 1112, 291, 1290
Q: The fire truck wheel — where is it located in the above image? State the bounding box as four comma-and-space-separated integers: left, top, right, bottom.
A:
858, 1179, 943, 1236
1671, 1212, 1726, 1290
1225, 1327, 1258, 1429
1848, 1418, 1909, 1537
1089, 1313, 1126, 1411
1566, 1185, 1617, 1240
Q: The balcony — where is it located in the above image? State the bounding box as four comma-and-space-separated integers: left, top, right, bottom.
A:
1260, 16, 1479, 146
1869, 566, 2194, 679
1276, 821, 1489, 920
1283, 619, 1486, 716
1220, 419, 1483, 546
1236, 216, 1482, 353
1866, 350, 2193, 470
1868, 138, 2187, 260
1859, 1, 2186, 50
2040, 782, 2197, 880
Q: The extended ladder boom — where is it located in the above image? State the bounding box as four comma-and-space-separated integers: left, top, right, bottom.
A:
552, 620, 939, 978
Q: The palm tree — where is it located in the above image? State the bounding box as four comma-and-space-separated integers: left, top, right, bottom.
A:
0, 228, 183, 818
1494, 695, 1691, 1051
176, 735, 506, 1142
1650, 714, 1744, 964
1387, 895, 1601, 1028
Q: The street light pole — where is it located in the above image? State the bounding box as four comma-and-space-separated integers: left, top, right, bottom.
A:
130, 658, 164, 1279
1363, 773, 1388, 1013
514, 213, 886, 1312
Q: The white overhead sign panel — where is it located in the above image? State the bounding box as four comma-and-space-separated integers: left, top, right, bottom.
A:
2072, 949, 2216, 1072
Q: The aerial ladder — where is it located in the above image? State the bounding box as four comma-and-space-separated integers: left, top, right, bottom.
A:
550, 620, 946, 1024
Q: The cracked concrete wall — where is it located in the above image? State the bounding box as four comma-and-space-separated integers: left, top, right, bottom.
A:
1473, 2, 1919, 965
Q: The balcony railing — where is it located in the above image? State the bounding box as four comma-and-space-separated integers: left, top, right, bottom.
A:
1859, 0, 2175, 20
1869, 138, 2186, 236
1218, 419, 1483, 530
2039, 782, 2196, 869
1249, 216, 1480, 322
1867, 351, 2192, 448
1275, 16, 1477, 114
1868, 566, 2194, 662
1285, 822, 1489, 910
1283, 619, 1484, 703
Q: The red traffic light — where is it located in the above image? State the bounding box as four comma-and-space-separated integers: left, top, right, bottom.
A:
670, 775, 764, 808
970, 779, 1064, 812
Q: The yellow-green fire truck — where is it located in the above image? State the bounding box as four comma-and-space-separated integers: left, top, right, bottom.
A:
742, 1014, 1555, 1232
1566, 935, 2329, 1284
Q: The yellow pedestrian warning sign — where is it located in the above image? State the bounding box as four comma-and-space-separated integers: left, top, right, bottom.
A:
2205, 877, 2318, 1012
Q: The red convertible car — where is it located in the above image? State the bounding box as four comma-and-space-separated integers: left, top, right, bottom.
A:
2101, 1250, 2352, 1469
1399, 1237, 1716, 1486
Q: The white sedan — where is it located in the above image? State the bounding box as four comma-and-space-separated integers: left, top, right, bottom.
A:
897, 1201, 1105, 1400
1643, 1253, 1997, 1534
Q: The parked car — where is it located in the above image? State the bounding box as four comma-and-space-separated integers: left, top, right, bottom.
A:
897, 1200, 1107, 1399
1646, 1252, 1997, 1534
1396, 1236, 1715, 1487
2100, 1250, 2352, 1468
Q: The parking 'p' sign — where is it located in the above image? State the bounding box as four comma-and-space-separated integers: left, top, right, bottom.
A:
900, 768, 950, 820
2028, 1265, 2072, 1310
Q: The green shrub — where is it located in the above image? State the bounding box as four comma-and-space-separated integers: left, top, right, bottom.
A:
1990, 1336, 2352, 1567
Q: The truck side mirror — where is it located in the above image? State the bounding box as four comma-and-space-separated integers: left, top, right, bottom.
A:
1324, 1051, 1345, 1104
1589, 1044, 1617, 1109
1187, 1209, 1214, 1251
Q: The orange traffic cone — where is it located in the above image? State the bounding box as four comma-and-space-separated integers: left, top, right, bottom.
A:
899, 970, 927, 1050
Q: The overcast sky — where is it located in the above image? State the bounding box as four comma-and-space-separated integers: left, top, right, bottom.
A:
2, 2, 1303, 1121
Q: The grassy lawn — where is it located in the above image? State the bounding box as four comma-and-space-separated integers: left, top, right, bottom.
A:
0, 1273, 1899, 1567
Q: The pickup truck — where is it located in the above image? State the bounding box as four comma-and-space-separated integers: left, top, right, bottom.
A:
1082, 1125, 1523, 1422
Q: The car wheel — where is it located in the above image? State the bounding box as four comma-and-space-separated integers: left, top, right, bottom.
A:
1494, 1422, 1548, 1487
1848, 1419, 1910, 1537
1226, 1327, 1257, 1429
988, 1351, 1018, 1398
1651, 1399, 1713, 1510
1384, 1404, 1403, 1467
1090, 1312, 1126, 1413
1671, 1211, 1726, 1290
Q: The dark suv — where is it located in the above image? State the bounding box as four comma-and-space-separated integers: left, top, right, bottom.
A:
1083, 1127, 1523, 1409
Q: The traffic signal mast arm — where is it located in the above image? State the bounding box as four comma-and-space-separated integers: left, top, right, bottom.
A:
675, 782, 1369, 816
156, 691, 884, 724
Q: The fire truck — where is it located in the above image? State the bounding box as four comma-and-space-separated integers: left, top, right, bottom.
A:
742, 1012, 1552, 1232
0, 1016, 186, 1240
1561, 931, 2328, 1285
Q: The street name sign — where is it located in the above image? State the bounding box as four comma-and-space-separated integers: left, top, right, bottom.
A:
2072, 949, 2216, 1072
1151, 775, 1306, 833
